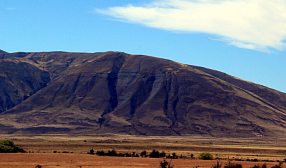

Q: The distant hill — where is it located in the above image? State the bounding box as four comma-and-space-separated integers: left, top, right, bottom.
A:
0, 50, 7, 54
0, 51, 286, 137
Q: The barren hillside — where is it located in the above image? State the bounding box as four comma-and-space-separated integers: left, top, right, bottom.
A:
1, 51, 286, 137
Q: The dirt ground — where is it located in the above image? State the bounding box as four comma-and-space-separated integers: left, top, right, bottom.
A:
1, 134, 286, 168
0, 153, 282, 168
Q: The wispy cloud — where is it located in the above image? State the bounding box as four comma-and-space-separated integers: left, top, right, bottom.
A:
96, 0, 286, 51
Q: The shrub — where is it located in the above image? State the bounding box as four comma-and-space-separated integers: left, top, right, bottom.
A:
106, 149, 118, 156
198, 152, 213, 160
96, 150, 105, 156
0, 139, 26, 153
124, 153, 131, 157
140, 150, 147, 157
149, 149, 160, 158
89, 149, 94, 155
160, 151, 166, 158
166, 154, 172, 159
160, 159, 174, 168
172, 152, 178, 159
132, 152, 139, 157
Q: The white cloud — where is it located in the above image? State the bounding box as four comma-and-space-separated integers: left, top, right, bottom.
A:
96, 0, 286, 51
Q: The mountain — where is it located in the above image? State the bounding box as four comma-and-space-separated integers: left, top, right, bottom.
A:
0, 51, 286, 137
0, 50, 7, 54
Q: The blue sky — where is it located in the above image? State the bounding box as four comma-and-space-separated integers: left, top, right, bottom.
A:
1, 0, 286, 93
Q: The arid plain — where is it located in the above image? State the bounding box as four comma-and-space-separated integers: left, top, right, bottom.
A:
1, 134, 286, 168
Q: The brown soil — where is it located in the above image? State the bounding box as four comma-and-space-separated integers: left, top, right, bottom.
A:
0, 153, 282, 168
1, 134, 286, 168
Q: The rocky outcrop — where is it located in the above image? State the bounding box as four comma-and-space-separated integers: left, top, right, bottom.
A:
0, 51, 286, 137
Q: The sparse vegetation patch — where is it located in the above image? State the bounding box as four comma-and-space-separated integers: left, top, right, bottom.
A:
94, 149, 178, 159
198, 152, 213, 160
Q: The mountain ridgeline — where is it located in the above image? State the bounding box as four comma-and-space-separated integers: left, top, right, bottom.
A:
1, 50, 286, 137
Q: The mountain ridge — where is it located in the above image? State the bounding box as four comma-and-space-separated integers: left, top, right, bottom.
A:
0, 49, 7, 54
0, 51, 286, 137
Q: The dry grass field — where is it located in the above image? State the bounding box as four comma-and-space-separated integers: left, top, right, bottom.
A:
1, 134, 286, 168
0, 153, 282, 168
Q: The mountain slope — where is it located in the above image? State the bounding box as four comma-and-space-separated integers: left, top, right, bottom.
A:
0, 59, 50, 113
0, 51, 286, 137
0, 50, 7, 54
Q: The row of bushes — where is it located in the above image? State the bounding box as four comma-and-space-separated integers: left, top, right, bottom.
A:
94, 149, 140, 157
90, 149, 179, 159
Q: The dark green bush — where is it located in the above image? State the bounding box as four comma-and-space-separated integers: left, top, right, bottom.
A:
0, 140, 26, 153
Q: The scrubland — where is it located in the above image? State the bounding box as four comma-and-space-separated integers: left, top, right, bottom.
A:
1, 134, 286, 168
